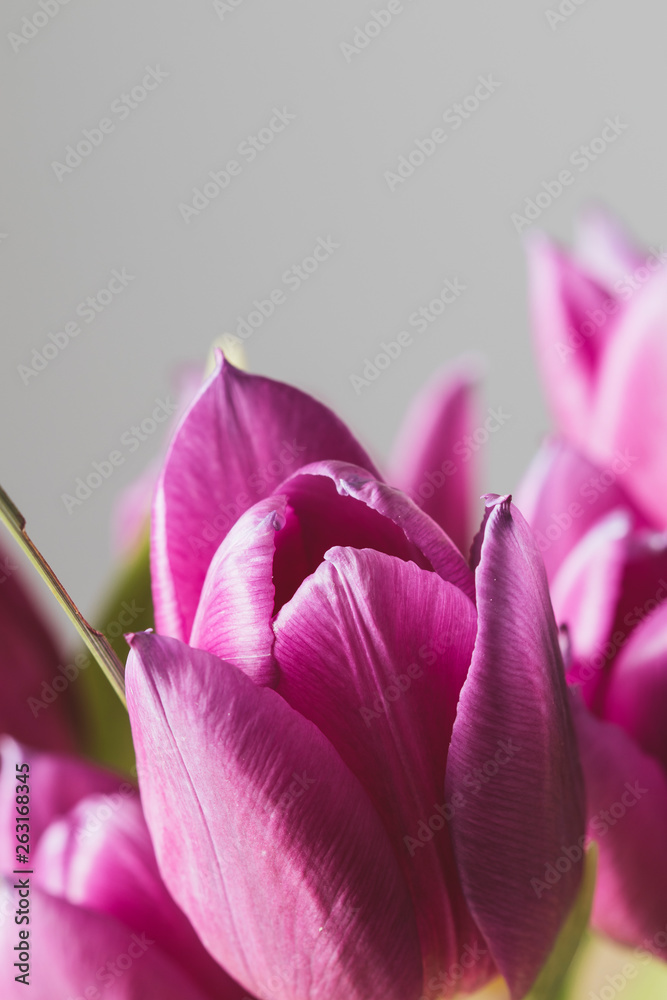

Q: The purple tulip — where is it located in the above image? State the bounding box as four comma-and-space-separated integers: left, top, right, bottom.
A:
526, 208, 667, 529
126, 356, 584, 999
0, 737, 246, 998
518, 438, 667, 958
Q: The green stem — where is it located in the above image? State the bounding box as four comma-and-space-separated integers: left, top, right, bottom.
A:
0, 484, 127, 708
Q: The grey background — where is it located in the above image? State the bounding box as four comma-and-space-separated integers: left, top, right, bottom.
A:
0, 0, 663, 641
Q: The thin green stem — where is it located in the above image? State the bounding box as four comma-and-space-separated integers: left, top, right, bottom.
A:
0, 484, 126, 708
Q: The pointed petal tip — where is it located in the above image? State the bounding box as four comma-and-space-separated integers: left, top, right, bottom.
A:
482, 493, 512, 510
125, 629, 154, 648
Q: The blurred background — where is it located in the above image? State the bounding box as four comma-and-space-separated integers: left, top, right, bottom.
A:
1, 0, 663, 624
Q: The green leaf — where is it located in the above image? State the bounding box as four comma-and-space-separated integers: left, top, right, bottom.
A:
524, 842, 598, 1000
73, 527, 153, 775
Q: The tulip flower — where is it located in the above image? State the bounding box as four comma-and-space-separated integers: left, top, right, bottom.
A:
0, 547, 76, 752
517, 437, 667, 959
127, 356, 585, 1000
526, 209, 667, 528
0, 736, 247, 998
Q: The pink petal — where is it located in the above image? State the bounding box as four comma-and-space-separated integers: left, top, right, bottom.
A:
604, 601, 667, 774
126, 632, 423, 1000
271, 465, 433, 612
388, 360, 481, 556
273, 546, 491, 994
36, 791, 246, 999
574, 208, 644, 288
573, 699, 667, 958
190, 495, 287, 685
550, 510, 631, 680
590, 272, 667, 528
0, 738, 127, 871
526, 233, 621, 443
609, 529, 667, 641
446, 496, 586, 999
0, 885, 212, 999
152, 355, 380, 640
515, 437, 647, 580
276, 461, 475, 603
0, 556, 74, 752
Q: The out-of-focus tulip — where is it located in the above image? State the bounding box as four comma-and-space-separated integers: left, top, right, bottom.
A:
527, 209, 667, 528
0, 549, 76, 752
0, 737, 247, 998
517, 437, 667, 959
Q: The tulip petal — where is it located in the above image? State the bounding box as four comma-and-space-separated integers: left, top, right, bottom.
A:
126, 632, 423, 1000
388, 361, 480, 555
36, 791, 246, 999
0, 555, 74, 752
0, 738, 127, 872
574, 208, 644, 288
276, 461, 475, 602
527, 233, 620, 442
590, 273, 667, 528
550, 510, 630, 670
271, 466, 434, 611
272, 546, 490, 993
515, 437, 646, 580
572, 700, 667, 959
604, 601, 667, 774
189, 495, 288, 684
605, 528, 667, 647
0, 885, 211, 999
445, 496, 585, 999
152, 355, 380, 639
